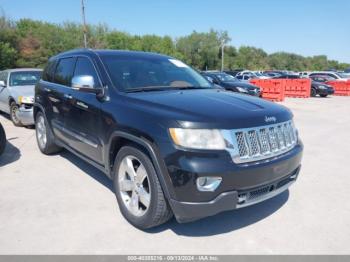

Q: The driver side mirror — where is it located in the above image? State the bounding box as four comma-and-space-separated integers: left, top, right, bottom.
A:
71, 75, 103, 95
0, 80, 6, 87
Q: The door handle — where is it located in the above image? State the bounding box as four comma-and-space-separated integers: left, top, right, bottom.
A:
64, 94, 73, 99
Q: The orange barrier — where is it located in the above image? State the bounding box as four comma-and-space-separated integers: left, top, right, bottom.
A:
326, 81, 350, 96
250, 79, 311, 101
250, 79, 285, 102
284, 79, 311, 98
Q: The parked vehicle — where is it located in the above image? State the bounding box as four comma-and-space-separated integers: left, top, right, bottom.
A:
223, 69, 244, 77
0, 122, 6, 156
201, 71, 261, 96
236, 70, 270, 80
265, 72, 282, 78
273, 74, 301, 79
309, 75, 333, 82
311, 81, 334, 97
299, 72, 310, 78
309, 71, 349, 81
35, 49, 303, 229
0, 69, 42, 126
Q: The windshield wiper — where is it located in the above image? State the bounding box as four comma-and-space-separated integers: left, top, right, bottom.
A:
126, 85, 213, 93
125, 86, 173, 93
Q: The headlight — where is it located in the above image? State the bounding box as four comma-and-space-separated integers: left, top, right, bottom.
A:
318, 85, 327, 89
169, 128, 226, 150
236, 87, 248, 93
18, 96, 33, 104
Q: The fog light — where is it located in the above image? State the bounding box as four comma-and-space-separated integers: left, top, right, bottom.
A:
238, 194, 247, 204
196, 177, 222, 192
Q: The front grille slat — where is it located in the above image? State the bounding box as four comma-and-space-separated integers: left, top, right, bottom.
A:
233, 120, 297, 163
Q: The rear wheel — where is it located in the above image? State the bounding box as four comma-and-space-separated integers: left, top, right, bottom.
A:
10, 102, 23, 127
113, 146, 172, 229
0, 123, 6, 156
35, 111, 62, 155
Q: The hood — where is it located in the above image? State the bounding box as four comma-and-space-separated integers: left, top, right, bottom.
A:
9, 85, 35, 102
222, 81, 259, 90
124, 89, 292, 129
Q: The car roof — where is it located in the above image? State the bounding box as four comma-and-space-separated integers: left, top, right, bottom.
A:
52, 48, 173, 60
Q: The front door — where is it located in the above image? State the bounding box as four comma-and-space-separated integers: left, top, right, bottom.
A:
63, 56, 104, 165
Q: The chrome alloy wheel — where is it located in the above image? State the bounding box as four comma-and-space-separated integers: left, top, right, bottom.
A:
118, 155, 151, 217
36, 115, 47, 149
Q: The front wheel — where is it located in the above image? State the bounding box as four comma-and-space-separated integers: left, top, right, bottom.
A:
10, 102, 23, 127
113, 146, 173, 229
320, 94, 328, 98
311, 88, 317, 97
35, 111, 62, 155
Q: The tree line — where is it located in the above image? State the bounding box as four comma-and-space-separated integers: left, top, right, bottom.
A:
1, 15, 349, 71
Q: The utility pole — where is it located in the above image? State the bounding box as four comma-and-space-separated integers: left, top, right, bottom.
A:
221, 41, 225, 71
81, 0, 88, 48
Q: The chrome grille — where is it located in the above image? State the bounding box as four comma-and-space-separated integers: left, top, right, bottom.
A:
236, 132, 248, 157
232, 120, 297, 163
247, 130, 260, 156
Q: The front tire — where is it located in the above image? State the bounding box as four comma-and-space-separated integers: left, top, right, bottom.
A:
311, 88, 317, 97
35, 111, 62, 155
320, 94, 328, 98
113, 146, 173, 229
10, 102, 23, 127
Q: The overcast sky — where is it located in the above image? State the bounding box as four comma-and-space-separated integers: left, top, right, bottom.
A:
1, 0, 349, 63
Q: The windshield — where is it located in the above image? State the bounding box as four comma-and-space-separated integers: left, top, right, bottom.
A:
336, 72, 350, 79
101, 55, 212, 91
9, 71, 42, 86
215, 73, 236, 82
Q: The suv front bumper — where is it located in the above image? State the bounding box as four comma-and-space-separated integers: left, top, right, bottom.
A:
170, 167, 299, 223
161, 141, 303, 223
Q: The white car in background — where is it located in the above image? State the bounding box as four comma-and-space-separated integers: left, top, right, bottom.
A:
236, 70, 270, 81
309, 71, 349, 81
0, 68, 42, 126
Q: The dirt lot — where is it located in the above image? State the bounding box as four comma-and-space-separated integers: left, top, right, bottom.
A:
0, 96, 349, 254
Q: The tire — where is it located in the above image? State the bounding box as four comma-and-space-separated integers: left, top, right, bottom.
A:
113, 145, 173, 229
0, 123, 6, 156
310, 88, 317, 97
10, 102, 23, 127
320, 94, 328, 98
35, 111, 62, 155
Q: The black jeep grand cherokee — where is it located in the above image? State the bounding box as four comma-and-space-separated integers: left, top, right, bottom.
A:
34, 49, 303, 229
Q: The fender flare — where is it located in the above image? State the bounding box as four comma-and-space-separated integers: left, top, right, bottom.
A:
107, 131, 174, 200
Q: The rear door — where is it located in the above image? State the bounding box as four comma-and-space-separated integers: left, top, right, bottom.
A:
49, 57, 77, 142
63, 56, 103, 164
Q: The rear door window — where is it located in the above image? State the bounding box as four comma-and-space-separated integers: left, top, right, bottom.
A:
54, 57, 76, 86
42, 60, 57, 82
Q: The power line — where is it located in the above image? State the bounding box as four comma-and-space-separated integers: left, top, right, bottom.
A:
81, 0, 87, 48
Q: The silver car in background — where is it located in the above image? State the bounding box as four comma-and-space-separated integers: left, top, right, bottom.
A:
0, 69, 42, 126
